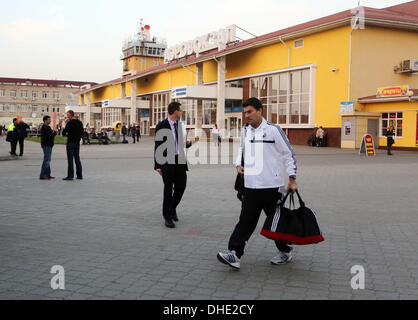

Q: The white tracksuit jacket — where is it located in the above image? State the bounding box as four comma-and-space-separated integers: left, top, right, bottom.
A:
235, 118, 297, 189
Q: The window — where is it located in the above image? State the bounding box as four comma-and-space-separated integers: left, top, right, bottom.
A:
21, 90, 28, 98
42, 106, 49, 113
32, 105, 38, 112
178, 99, 197, 126
202, 100, 217, 125
32, 91, 38, 99
52, 107, 60, 113
152, 92, 170, 126
250, 69, 311, 126
0, 89, 5, 97
9, 105, 16, 112
42, 91, 48, 99
0, 104, 4, 112
10, 90, 16, 97
142, 59, 146, 67
294, 39, 304, 48
53, 92, 60, 99
154, 59, 159, 67
381, 112, 403, 137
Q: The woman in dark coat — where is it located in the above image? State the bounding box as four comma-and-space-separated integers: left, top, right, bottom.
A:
385, 126, 395, 156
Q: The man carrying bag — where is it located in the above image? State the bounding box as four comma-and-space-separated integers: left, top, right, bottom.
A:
217, 98, 298, 270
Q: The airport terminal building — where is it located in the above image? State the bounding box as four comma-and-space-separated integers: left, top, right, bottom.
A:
77, 2, 418, 149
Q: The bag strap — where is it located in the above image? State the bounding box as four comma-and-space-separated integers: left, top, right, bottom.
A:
281, 190, 306, 209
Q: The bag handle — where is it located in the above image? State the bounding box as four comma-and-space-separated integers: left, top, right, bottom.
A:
281, 190, 305, 209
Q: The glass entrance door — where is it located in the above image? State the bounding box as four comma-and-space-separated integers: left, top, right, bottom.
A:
225, 116, 242, 138
141, 120, 149, 136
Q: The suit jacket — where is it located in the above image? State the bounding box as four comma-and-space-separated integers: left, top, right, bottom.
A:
154, 119, 191, 171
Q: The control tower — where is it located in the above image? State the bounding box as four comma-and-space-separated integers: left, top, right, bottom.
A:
121, 22, 167, 74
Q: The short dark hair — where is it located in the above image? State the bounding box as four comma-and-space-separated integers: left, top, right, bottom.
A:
43, 116, 51, 122
67, 110, 75, 117
243, 97, 263, 111
13, 118, 17, 122
168, 102, 181, 115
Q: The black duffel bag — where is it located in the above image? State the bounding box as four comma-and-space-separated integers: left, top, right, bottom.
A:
261, 190, 325, 245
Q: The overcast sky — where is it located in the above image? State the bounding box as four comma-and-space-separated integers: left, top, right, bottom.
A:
0, 0, 409, 83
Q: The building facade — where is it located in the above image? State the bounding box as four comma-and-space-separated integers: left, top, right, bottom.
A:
0, 78, 97, 128
77, 1, 418, 149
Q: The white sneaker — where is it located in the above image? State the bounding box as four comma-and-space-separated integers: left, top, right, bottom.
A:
217, 251, 241, 270
271, 250, 294, 265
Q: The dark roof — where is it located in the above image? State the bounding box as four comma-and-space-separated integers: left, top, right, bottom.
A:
83, 1, 418, 94
385, 0, 418, 17
0, 77, 98, 88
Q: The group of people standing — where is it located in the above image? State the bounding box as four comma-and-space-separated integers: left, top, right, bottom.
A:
39, 110, 84, 181
121, 123, 141, 144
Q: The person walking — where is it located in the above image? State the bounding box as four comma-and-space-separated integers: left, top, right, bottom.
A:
7, 119, 18, 156
154, 102, 192, 229
62, 110, 84, 181
212, 124, 221, 146
40, 116, 57, 180
217, 97, 298, 270
16, 119, 29, 156
386, 126, 395, 156
136, 123, 141, 141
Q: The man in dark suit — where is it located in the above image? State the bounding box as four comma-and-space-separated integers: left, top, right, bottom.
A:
154, 102, 192, 229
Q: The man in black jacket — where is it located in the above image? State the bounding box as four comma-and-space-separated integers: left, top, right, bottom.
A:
121, 123, 128, 143
154, 102, 192, 228
16, 119, 29, 156
62, 110, 84, 181
40, 116, 57, 180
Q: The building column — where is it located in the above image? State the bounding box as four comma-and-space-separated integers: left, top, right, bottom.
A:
195, 63, 204, 139
217, 57, 226, 131
86, 93, 91, 127
130, 80, 137, 125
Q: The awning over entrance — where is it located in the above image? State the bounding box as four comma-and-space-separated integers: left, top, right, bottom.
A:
171, 85, 243, 100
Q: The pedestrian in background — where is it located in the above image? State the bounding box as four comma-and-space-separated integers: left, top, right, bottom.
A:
122, 123, 128, 143
62, 110, 84, 181
130, 124, 136, 144
16, 119, 29, 156
40, 116, 57, 180
136, 123, 141, 141
386, 126, 395, 156
7, 119, 18, 156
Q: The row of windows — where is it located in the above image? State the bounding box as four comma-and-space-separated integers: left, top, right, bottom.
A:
251, 69, 311, 125
0, 104, 61, 113
0, 89, 66, 99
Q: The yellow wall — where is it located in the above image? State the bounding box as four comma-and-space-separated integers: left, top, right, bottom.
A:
125, 81, 132, 97
225, 26, 352, 128
364, 101, 418, 148
90, 84, 121, 103
136, 65, 196, 95
203, 60, 218, 83
125, 56, 164, 73
352, 27, 418, 113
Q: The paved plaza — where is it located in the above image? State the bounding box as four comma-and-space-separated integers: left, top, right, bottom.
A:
0, 136, 417, 300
